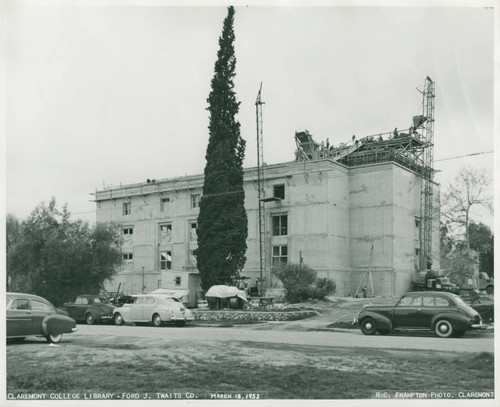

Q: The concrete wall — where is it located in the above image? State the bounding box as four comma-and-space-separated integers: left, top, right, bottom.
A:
96, 159, 439, 297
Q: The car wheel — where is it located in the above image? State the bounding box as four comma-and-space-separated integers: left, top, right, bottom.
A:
114, 313, 124, 326
152, 314, 162, 327
360, 318, 377, 335
175, 321, 186, 327
486, 286, 493, 295
378, 329, 390, 335
45, 334, 63, 344
435, 319, 454, 338
85, 313, 95, 325
453, 330, 465, 338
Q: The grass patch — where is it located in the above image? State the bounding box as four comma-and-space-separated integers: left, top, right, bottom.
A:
6, 337, 494, 399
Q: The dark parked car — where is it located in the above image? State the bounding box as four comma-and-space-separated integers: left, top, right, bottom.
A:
355, 291, 483, 338
7, 292, 77, 343
62, 294, 115, 325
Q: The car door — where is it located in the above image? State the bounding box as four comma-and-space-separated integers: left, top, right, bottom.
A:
64, 297, 83, 321
30, 299, 53, 335
143, 296, 156, 321
392, 295, 423, 327
129, 296, 146, 322
7, 298, 33, 337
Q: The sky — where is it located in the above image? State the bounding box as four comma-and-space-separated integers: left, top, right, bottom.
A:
3, 1, 496, 229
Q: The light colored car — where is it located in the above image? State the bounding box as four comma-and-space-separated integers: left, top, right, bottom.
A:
7, 292, 77, 343
113, 294, 194, 327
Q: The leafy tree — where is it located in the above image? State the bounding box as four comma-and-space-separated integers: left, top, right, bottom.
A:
6, 198, 122, 305
469, 221, 494, 278
195, 6, 248, 291
272, 264, 336, 303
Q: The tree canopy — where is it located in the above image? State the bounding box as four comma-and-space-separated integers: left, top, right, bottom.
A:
195, 6, 248, 291
6, 198, 123, 305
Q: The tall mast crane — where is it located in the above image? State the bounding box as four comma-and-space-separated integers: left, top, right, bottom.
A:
419, 76, 435, 270
255, 83, 266, 292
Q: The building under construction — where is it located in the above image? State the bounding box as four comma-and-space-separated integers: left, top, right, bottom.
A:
93, 77, 439, 298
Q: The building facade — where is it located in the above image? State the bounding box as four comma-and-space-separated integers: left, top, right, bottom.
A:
93, 155, 440, 297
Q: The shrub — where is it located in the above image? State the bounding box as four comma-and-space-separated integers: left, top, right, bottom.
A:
272, 264, 336, 303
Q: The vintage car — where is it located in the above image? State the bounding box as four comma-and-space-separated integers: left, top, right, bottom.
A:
7, 292, 77, 343
355, 291, 483, 338
62, 294, 115, 325
113, 294, 194, 327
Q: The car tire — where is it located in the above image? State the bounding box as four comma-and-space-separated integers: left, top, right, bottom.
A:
486, 286, 493, 295
114, 313, 124, 326
435, 319, 454, 338
45, 334, 63, 344
152, 314, 162, 327
360, 318, 377, 335
85, 313, 96, 325
174, 321, 186, 327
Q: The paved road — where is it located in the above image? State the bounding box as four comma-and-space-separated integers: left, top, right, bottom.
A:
74, 324, 494, 353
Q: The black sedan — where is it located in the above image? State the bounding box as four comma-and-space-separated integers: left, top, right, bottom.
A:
62, 294, 115, 325
7, 292, 77, 343
355, 291, 483, 338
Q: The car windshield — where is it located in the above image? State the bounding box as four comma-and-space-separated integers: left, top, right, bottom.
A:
94, 297, 109, 304
453, 296, 466, 306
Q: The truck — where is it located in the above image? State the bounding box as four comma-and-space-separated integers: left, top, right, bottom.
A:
452, 272, 494, 295
413, 270, 460, 294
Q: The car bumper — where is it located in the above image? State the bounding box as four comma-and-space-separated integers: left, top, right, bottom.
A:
100, 315, 114, 322
72, 327, 78, 332
471, 322, 484, 329
172, 316, 194, 321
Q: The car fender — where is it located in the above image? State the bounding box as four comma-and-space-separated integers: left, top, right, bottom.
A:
431, 313, 470, 331
154, 307, 173, 322
359, 312, 393, 330
42, 314, 77, 336
113, 307, 130, 322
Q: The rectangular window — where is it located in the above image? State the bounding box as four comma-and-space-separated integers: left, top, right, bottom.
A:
190, 222, 197, 241
123, 202, 131, 216
160, 197, 170, 212
273, 184, 285, 200
272, 245, 288, 268
160, 251, 172, 271
191, 194, 201, 209
123, 253, 133, 260
123, 227, 134, 235
272, 214, 288, 236
175, 276, 181, 287
159, 223, 173, 243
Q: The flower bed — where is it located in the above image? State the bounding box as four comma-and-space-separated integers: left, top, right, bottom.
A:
192, 309, 318, 322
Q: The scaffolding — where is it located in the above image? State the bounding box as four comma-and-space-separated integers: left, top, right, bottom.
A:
255, 83, 266, 292
294, 77, 436, 271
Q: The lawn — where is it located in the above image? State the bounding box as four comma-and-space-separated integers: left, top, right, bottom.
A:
6, 335, 494, 400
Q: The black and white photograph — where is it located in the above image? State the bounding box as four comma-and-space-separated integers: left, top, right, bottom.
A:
2, 0, 496, 405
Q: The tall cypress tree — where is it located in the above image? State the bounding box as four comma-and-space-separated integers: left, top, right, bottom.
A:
195, 6, 248, 291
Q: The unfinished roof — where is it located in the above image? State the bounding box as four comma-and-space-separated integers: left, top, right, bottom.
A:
294, 118, 432, 178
